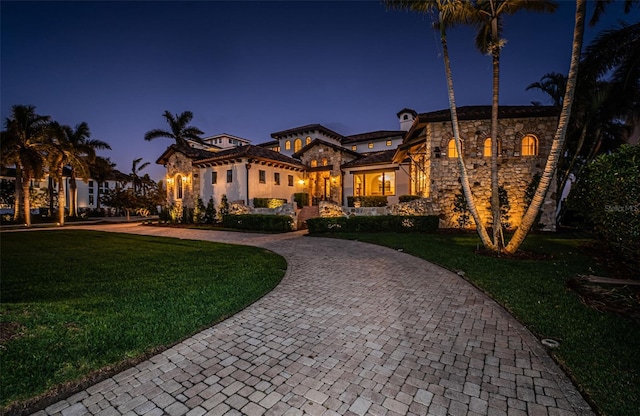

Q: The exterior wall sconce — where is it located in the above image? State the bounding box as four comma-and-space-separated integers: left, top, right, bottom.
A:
166, 177, 174, 185
434, 147, 441, 158
298, 179, 306, 185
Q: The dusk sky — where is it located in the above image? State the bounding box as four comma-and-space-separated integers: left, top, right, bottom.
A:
2, 1, 637, 180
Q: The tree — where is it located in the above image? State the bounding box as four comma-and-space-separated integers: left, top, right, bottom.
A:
63, 122, 111, 217
0, 105, 52, 226
386, 0, 496, 250
468, 0, 557, 251
526, 72, 566, 107
90, 156, 116, 210
130, 157, 150, 194
101, 188, 138, 221
144, 110, 205, 149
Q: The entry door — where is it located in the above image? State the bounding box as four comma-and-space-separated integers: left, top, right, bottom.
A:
323, 177, 330, 200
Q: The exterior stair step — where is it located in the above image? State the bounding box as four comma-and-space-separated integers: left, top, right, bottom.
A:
297, 206, 320, 228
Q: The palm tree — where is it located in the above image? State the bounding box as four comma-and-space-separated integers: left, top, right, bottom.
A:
144, 110, 205, 149
386, 0, 496, 249
526, 72, 566, 107
63, 122, 111, 218
130, 157, 150, 195
589, 0, 638, 26
505, 0, 586, 253
467, 0, 557, 251
0, 105, 52, 226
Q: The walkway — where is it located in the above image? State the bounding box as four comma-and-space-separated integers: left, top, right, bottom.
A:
34, 224, 593, 416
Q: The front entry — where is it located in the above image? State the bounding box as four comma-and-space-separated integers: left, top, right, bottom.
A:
323, 177, 330, 201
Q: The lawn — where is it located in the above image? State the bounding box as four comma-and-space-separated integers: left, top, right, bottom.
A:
317, 231, 639, 416
0, 230, 287, 412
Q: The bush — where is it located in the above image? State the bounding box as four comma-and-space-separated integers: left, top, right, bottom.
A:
204, 197, 217, 224
193, 198, 206, 224
569, 145, 640, 268
307, 215, 439, 234
253, 198, 287, 208
294, 193, 309, 209
222, 214, 293, 232
399, 195, 422, 203
347, 196, 388, 207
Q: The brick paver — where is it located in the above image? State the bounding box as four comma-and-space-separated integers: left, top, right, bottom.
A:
31, 224, 594, 415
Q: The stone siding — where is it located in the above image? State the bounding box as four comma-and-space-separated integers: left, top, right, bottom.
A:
165, 152, 199, 209
299, 144, 358, 204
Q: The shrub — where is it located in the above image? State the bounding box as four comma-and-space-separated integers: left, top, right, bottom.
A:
204, 197, 217, 224
307, 215, 439, 234
347, 196, 388, 207
218, 194, 229, 218
253, 198, 287, 208
569, 145, 640, 268
294, 193, 309, 209
453, 189, 470, 228
193, 198, 206, 224
159, 206, 171, 222
222, 214, 293, 232
399, 195, 422, 203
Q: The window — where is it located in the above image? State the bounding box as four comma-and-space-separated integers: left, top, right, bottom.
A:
211, 171, 217, 184
274, 172, 280, 185
522, 135, 538, 156
321, 158, 328, 166
285, 140, 291, 150
353, 171, 396, 196
484, 137, 502, 157
294, 138, 302, 153
273, 146, 280, 152
368, 142, 374, 149
89, 195, 94, 205
226, 169, 233, 183
103, 182, 109, 189
305, 136, 312, 145
352, 145, 357, 151
176, 175, 183, 199
259, 170, 266, 184
403, 114, 409, 120
448, 139, 459, 158
386, 140, 392, 147
288, 175, 294, 186
89, 180, 94, 194
310, 159, 318, 167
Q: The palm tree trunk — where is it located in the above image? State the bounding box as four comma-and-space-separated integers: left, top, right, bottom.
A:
13, 166, 22, 222
506, 0, 586, 253
69, 174, 77, 217
440, 12, 495, 250
490, 37, 502, 251
57, 171, 65, 226
21, 172, 31, 227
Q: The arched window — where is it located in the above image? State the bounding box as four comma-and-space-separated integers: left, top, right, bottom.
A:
310, 159, 318, 167
305, 136, 312, 145
176, 174, 183, 199
522, 135, 538, 156
294, 138, 302, 153
484, 138, 492, 157
447, 139, 459, 158
403, 114, 409, 120
321, 158, 328, 166
285, 140, 291, 150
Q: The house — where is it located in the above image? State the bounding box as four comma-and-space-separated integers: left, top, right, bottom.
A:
157, 105, 559, 230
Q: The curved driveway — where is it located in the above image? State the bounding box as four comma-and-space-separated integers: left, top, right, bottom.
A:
35, 224, 593, 416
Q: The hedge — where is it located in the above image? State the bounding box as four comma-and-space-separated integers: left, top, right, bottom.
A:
346, 196, 388, 207
307, 215, 439, 234
294, 193, 309, 209
222, 214, 293, 232
399, 195, 422, 203
253, 198, 287, 208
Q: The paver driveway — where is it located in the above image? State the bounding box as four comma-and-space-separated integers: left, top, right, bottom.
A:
35, 224, 593, 416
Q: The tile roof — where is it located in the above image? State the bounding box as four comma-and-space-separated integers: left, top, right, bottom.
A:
155, 144, 217, 165
397, 108, 418, 118
342, 149, 399, 168
270, 124, 345, 141
291, 138, 360, 159
342, 130, 405, 144
194, 145, 306, 169
417, 105, 560, 122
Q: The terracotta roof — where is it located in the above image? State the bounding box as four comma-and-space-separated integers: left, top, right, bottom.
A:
256, 140, 279, 148
270, 124, 345, 141
155, 144, 217, 165
194, 145, 306, 169
291, 138, 360, 159
396, 108, 418, 118
342, 149, 400, 168
416, 105, 560, 122
342, 130, 405, 144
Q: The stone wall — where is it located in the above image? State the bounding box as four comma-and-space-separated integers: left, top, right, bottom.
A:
165, 151, 198, 209
299, 144, 358, 204
425, 116, 557, 230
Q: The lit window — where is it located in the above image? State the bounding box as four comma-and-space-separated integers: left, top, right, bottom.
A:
306, 136, 312, 145
226, 170, 233, 183
274, 172, 280, 185
288, 175, 294, 186
484, 138, 492, 157
176, 174, 183, 199
274, 146, 280, 152
353, 171, 396, 196
368, 142, 374, 149
259, 170, 266, 184
211, 171, 217, 184
310, 159, 318, 167
285, 140, 291, 150
294, 138, 302, 153
352, 145, 357, 151
522, 135, 538, 156
448, 139, 460, 158
386, 140, 392, 147
321, 158, 328, 166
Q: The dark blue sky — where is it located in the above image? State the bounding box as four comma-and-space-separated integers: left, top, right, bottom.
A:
2, 1, 636, 180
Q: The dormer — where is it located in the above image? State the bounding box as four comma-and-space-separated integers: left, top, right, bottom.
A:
397, 108, 418, 132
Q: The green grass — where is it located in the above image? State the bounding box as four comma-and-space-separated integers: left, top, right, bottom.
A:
318, 232, 639, 416
0, 230, 286, 410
